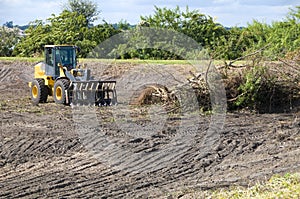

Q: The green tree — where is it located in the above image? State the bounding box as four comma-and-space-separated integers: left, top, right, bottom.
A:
0, 26, 20, 56
241, 6, 300, 59
212, 27, 245, 59
138, 6, 227, 59
49, 11, 88, 43
14, 12, 90, 57
266, 7, 300, 58
141, 6, 226, 49
14, 10, 120, 57
63, 0, 99, 26
13, 20, 51, 57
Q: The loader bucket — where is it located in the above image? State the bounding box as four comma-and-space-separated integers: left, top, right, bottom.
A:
97, 81, 117, 106
70, 80, 117, 106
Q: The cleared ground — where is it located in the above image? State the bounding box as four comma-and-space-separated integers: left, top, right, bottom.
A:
0, 60, 300, 198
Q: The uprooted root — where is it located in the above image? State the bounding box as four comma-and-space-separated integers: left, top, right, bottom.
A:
130, 76, 211, 113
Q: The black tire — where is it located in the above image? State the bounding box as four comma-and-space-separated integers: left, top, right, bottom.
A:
31, 79, 48, 105
53, 79, 70, 105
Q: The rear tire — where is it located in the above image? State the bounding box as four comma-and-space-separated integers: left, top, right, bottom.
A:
54, 79, 70, 105
31, 79, 48, 105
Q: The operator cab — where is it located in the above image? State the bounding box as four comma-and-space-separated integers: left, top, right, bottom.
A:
45, 45, 78, 79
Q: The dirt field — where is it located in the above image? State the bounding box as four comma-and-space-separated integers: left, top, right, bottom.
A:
0, 60, 300, 198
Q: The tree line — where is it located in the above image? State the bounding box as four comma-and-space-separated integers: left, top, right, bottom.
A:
1, 0, 299, 60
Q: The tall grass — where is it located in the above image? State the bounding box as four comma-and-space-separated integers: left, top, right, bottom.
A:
0, 57, 193, 64
173, 173, 300, 199
0, 57, 228, 65
0, 57, 43, 62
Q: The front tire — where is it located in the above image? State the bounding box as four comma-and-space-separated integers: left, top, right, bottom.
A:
31, 79, 48, 105
54, 79, 70, 105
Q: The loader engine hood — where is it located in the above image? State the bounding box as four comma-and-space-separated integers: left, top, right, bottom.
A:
65, 68, 92, 82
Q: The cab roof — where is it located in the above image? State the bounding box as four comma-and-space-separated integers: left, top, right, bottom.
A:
44, 45, 77, 48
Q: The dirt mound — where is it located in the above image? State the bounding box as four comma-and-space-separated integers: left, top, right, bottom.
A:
0, 60, 300, 198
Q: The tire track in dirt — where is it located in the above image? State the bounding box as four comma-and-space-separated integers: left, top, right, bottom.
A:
1, 112, 300, 198
0, 67, 13, 82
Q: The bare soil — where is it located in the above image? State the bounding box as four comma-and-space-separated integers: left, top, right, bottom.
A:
0, 60, 300, 198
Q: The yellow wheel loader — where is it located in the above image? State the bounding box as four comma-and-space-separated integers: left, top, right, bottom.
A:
29, 45, 117, 106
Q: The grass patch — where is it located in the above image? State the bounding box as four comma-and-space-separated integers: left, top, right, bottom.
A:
174, 173, 300, 199
78, 58, 192, 65
0, 57, 239, 66
0, 56, 43, 62
0, 57, 193, 65
78, 58, 235, 66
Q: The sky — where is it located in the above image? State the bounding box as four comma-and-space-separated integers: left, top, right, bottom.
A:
0, 0, 299, 27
